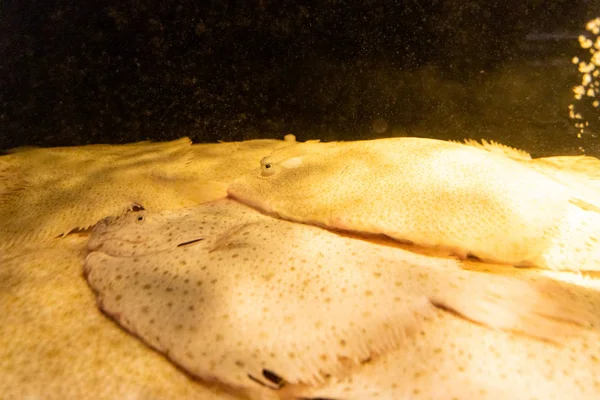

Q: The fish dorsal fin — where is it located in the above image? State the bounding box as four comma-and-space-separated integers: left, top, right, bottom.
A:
458, 139, 532, 161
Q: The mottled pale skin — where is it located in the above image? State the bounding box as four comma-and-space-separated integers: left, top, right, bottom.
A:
289, 265, 600, 400
0, 137, 298, 400
0, 138, 199, 250
187, 134, 298, 184
0, 135, 296, 250
461, 138, 600, 205
87, 190, 272, 257
85, 199, 599, 397
0, 235, 247, 400
4, 135, 600, 400
228, 137, 600, 271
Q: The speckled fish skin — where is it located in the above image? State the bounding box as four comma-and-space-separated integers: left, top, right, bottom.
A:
286, 310, 600, 400
0, 135, 296, 251
85, 199, 600, 398
287, 266, 600, 400
0, 138, 198, 250
0, 235, 247, 400
227, 137, 600, 271
88, 198, 269, 257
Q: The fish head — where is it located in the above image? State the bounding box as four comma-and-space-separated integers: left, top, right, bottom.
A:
87, 199, 267, 257
88, 205, 206, 256
227, 142, 343, 222
91, 208, 150, 238
87, 208, 171, 254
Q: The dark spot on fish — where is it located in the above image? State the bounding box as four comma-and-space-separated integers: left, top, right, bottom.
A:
177, 238, 204, 247
262, 369, 285, 386
247, 369, 286, 389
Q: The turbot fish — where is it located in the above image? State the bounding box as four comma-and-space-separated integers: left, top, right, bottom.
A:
84, 199, 599, 396
228, 137, 600, 271
0, 135, 295, 250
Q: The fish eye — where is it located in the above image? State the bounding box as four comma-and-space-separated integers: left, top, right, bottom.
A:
260, 162, 277, 177
136, 215, 144, 222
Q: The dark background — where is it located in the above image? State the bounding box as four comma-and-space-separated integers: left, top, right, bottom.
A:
1, 0, 599, 155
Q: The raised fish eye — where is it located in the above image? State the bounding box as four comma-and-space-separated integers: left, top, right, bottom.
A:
260, 161, 277, 177
136, 215, 144, 222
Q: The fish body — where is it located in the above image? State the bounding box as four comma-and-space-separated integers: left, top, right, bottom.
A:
0, 235, 236, 400
0, 135, 295, 250
85, 199, 599, 395
287, 307, 600, 400
228, 137, 600, 271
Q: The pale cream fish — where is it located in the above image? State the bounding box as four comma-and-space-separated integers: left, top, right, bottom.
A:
228, 137, 600, 271
0, 235, 244, 400
85, 199, 599, 396
0, 135, 295, 251
289, 263, 600, 400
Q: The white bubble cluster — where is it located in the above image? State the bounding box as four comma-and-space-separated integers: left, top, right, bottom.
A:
569, 18, 600, 138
